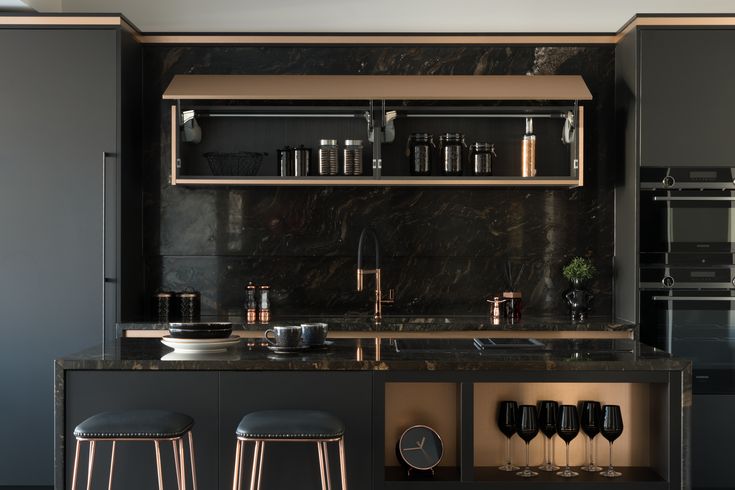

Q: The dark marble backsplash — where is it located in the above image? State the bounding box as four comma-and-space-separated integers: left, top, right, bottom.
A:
140, 44, 615, 318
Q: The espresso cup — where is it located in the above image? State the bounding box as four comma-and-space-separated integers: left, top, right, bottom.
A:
301, 323, 328, 346
264, 325, 302, 348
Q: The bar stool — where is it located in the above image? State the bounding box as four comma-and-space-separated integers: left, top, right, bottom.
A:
232, 409, 347, 490
71, 409, 197, 490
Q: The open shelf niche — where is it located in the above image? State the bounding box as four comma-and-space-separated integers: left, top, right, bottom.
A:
164, 75, 592, 188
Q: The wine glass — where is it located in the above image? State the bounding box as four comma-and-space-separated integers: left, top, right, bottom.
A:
515, 405, 539, 478
497, 401, 519, 471
579, 401, 602, 472
537, 400, 559, 471
600, 405, 623, 478
556, 405, 580, 478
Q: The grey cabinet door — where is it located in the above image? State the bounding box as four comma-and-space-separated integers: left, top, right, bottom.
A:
0, 29, 117, 486
692, 394, 735, 488
640, 28, 735, 167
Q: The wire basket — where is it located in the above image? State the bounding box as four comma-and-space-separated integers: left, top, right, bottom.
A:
203, 151, 267, 176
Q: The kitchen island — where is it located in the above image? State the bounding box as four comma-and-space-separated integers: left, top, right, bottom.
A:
56, 325, 689, 490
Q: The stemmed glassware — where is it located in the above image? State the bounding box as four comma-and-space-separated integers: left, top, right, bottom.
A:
579, 401, 603, 472
497, 401, 519, 471
537, 400, 559, 471
556, 405, 580, 478
600, 405, 624, 478
515, 405, 539, 478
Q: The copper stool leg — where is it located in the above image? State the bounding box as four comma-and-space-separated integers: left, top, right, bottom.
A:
107, 441, 116, 490
154, 441, 164, 490
178, 438, 187, 490
86, 440, 96, 490
322, 442, 332, 490
188, 431, 198, 490
338, 437, 348, 490
71, 440, 81, 490
256, 442, 265, 490
232, 440, 242, 490
317, 442, 327, 490
249, 441, 261, 490
172, 439, 182, 490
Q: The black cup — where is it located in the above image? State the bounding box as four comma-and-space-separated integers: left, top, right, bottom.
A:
301, 323, 328, 346
264, 325, 302, 348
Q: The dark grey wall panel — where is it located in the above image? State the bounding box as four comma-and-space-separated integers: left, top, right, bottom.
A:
65, 371, 219, 490
219, 372, 373, 490
640, 28, 735, 167
692, 394, 735, 488
0, 29, 116, 485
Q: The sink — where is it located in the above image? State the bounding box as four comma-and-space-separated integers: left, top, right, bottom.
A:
391, 338, 546, 353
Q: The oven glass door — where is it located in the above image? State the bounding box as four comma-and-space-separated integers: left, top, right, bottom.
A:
641, 290, 735, 392
640, 190, 735, 254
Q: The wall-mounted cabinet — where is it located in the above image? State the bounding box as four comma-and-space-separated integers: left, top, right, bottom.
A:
639, 28, 735, 167
163, 75, 591, 187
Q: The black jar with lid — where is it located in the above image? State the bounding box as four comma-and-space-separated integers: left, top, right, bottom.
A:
469, 142, 497, 176
439, 133, 466, 176
176, 290, 201, 323
406, 133, 435, 176
153, 291, 174, 323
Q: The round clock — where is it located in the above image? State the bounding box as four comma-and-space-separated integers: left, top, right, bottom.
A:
396, 425, 444, 472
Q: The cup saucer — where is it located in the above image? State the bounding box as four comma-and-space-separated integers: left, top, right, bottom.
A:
267, 344, 310, 354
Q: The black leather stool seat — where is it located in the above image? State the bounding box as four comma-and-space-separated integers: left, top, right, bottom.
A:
74, 409, 194, 439
236, 410, 344, 439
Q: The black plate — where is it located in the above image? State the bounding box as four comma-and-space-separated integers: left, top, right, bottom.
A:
169, 328, 233, 339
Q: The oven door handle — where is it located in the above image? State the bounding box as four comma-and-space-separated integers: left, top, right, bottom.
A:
652, 296, 735, 301
653, 196, 735, 202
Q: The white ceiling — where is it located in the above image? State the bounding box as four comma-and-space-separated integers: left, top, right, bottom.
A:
20, 0, 735, 33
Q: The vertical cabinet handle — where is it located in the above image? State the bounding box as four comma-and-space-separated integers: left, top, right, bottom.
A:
102, 151, 107, 345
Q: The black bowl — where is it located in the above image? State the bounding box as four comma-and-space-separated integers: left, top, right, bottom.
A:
168, 327, 233, 339
169, 322, 233, 330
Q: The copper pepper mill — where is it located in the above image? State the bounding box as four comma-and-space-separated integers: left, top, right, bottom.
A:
488, 296, 507, 325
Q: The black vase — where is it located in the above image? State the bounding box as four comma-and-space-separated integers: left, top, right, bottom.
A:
564, 278, 593, 321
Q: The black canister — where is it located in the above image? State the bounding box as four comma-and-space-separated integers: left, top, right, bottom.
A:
406, 133, 435, 176
439, 133, 466, 176
153, 291, 174, 323
177, 290, 201, 323
469, 143, 497, 176
278, 146, 294, 176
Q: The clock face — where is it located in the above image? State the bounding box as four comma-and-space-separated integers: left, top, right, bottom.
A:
398, 425, 443, 470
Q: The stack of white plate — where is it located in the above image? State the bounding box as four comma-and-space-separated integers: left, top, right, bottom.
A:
161, 335, 240, 353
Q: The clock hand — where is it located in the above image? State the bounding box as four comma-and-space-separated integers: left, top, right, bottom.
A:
403, 447, 422, 451
418, 436, 425, 448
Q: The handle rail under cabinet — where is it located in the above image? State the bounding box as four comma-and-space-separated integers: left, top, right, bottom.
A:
653, 196, 735, 202
652, 296, 735, 301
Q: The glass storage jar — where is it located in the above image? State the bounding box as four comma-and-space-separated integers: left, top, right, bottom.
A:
406, 133, 435, 176
439, 133, 466, 176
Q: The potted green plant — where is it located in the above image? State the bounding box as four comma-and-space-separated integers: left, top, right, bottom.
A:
562, 257, 596, 320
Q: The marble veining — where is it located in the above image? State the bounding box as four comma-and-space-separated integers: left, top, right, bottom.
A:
139, 45, 615, 320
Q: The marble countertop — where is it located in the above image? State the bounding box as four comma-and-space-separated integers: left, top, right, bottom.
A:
56, 336, 687, 372
118, 315, 635, 335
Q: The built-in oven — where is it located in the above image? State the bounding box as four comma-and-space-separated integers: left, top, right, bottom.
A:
640, 168, 735, 257
640, 265, 735, 393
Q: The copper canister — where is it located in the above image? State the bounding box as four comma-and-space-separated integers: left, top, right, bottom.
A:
521, 118, 537, 177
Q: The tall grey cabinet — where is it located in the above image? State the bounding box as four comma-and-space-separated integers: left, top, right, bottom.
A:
0, 24, 142, 486
615, 26, 735, 490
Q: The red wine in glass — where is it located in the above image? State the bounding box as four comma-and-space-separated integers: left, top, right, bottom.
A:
516, 405, 539, 478
556, 405, 580, 478
580, 400, 602, 471
600, 405, 623, 478
537, 400, 558, 471
497, 401, 519, 471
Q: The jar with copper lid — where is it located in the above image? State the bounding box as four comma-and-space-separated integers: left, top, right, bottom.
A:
176, 290, 201, 323
153, 291, 174, 323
